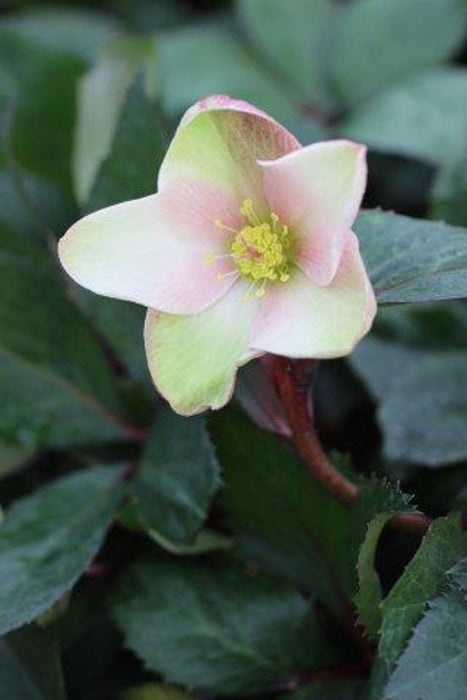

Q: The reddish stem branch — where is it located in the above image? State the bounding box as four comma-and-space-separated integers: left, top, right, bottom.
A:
272, 357, 430, 533
386, 511, 431, 533
273, 357, 358, 504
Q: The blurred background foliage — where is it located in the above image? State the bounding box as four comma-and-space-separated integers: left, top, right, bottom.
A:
1, 0, 467, 699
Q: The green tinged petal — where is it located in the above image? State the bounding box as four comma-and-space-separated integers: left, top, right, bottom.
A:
144, 282, 259, 415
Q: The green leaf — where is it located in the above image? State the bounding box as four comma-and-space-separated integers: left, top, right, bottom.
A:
350, 482, 417, 637
0, 625, 65, 700
0, 33, 84, 192
212, 407, 351, 613
121, 682, 192, 699
449, 557, 467, 595
355, 209, 467, 304
379, 513, 461, 665
133, 410, 221, 545
350, 338, 421, 401
120, 1, 192, 32
430, 149, 467, 226
0, 167, 75, 248
85, 76, 166, 213
238, 0, 337, 108
147, 528, 234, 557
379, 353, 467, 466
365, 658, 392, 700
352, 340, 467, 466
0, 251, 127, 449
118, 501, 233, 556
0, 7, 121, 64
332, 0, 467, 105
212, 408, 414, 615
341, 69, 467, 166
354, 512, 400, 637
158, 23, 324, 143
0, 441, 32, 480
0, 352, 125, 450
159, 24, 290, 118
111, 557, 338, 696
74, 36, 157, 204
0, 217, 44, 263
384, 589, 467, 700
0, 467, 123, 634
373, 302, 467, 350
74, 291, 149, 388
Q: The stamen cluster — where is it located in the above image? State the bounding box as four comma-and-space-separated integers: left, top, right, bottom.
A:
212, 199, 292, 298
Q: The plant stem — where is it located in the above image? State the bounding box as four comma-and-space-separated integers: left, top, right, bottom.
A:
272, 357, 358, 504
272, 357, 430, 533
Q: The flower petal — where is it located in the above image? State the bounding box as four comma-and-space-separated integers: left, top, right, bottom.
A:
251, 232, 376, 358
159, 94, 300, 209
144, 281, 260, 416
58, 179, 241, 314
260, 140, 367, 285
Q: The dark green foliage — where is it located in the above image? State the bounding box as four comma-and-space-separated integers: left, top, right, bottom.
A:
354, 512, 403, 637
134, 410, 221, 544
379, 513, 461, 664
0, 467, 124, 634
0, 245, 128, 449
85, 77, 166, 213
332, 0, 467, 106
342, 69, 467, 166
1, 0, 467, 697
212, 407, 353, 613
352, 339, 467, 465
0, 626, 65, 700
355, 210, 467, 304
384, 589, 467, 699
238, 0, 337, 109
431, 149, 467, 226
212, 408, 416, 615
111, 557, 340, 696
0, 32, 84, 192
74, 290, 150, 388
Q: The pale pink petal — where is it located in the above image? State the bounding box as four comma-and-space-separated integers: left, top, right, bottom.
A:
58, 179, 240, 314
251, 232, 376, 358
177, 95, 280, 131
358, 271, 378, 339
259, 140, 367, 286
158, 94, 300, 211
144, 280, 260, 415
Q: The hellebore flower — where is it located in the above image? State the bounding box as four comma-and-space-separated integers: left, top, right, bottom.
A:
58, 95, 376, 415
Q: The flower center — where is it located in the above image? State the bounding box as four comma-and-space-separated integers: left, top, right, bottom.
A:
210, 199, 292, 298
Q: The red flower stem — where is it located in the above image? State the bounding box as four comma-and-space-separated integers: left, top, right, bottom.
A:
272, 357, 430, 533
273, 357, 358, 504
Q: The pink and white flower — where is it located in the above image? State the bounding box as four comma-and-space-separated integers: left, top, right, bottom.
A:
58, 95, 376, 415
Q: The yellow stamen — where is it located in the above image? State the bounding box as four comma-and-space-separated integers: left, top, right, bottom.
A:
240, 198, 260, 226
255, 278, 268, 298
204, 252, 233, 266
213, 219, 239, 234
206, 200, 293, 299
216, 270, 238, 280
232, 201, 292, 296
